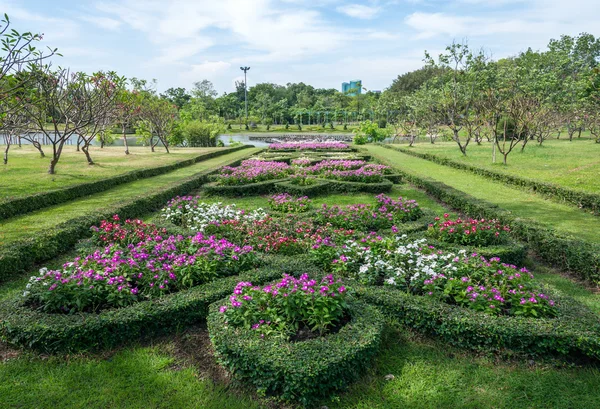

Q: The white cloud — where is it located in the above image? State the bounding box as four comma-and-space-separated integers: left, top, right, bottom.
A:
79, 15, 122, 31
336, 4, 381, 19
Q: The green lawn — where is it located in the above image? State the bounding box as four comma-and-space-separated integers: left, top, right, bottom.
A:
365, 145, 600, 243
0, 145, 224, 199
2, 183, 600, 409
0, 148, 259, 245
405, 138, 600, 193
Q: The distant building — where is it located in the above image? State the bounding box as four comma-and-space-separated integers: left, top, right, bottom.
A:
342, 80, 362, 96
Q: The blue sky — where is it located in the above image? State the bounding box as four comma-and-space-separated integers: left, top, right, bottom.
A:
3, 0, 600, 94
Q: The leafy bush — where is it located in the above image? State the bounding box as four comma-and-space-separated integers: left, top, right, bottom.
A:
427, 214, 511, 246
24, 230, 258, 313
0, 256, 319, 353
208, 298, 385, 406
357, 284, 600, 360
220, 273, 348, 338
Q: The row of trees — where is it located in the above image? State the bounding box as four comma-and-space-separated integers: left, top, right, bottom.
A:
380, 33, 600, 164
0, 14, 225, 174
161, 79, 385, 129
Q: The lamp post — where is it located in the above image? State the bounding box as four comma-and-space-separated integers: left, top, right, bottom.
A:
240, 66, 250, 120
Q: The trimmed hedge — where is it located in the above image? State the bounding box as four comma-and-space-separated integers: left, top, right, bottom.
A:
373, 145, 600, 284
386, 145, 600, 215
208, 299, 385, 407
327, 178, 394, 194
0, 146, 251, 221
0, 256, 319, 353
0, 150, 258, 282
357, 285, 600, 361
203, 178, 289, 196
274, 179, 332, 197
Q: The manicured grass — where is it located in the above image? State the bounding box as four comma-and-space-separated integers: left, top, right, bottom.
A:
406, 138, 600, 193
365, 145, 600, 243
0, 146, 223, 199
184, 185, 449, 215
0, 148, 260, 245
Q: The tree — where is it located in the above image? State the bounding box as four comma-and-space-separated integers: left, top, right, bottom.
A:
0, 96, 29, 164
115, 88, 142, 155
77, 72, 123, 164
388, 66, 445, 95
425, 42, 487, 156
22, 66, 111, 174
139, 96, 178, 153
160, 87, 191, 109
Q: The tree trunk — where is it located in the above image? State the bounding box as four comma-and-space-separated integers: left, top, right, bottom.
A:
100, 137, 105, 149
32, 140, 45, 157
3, 142, 9, 165
82, 143, 94, 165
578, 128, 582, 138
76, 135, 82, 152
48, 158, 58, 174
122, 125, 130, 155
503, 153, 508, 165
18, 136, 21, 148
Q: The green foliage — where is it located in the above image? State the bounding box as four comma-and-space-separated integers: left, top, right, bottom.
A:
377, 145, 600, 284
0, 256, 319, 353
357, 285, 600, 360
0, 147, 251, 281
208, 299, 385, 406
356, 120, 391, 143
180, 119, 225, 147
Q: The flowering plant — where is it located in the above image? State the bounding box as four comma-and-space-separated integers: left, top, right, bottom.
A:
24, 233, 257, 313
268, 142, 349, 150
291, 157, 312, 166
219, 274, 348, 338
217, 160, 291, 185
91, 215, 167, 247
161, 197, 267, 231
315, 194, 423, 231
268, 193, 312, 213
422, 255, 557, 318
428, 214, 511, 246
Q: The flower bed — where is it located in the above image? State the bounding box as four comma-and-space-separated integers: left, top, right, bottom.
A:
219, 274, 348, 339
217, 160, 291, 185
315, 194, 423, 231
428, 214, 511, 246
161, 197, 267, 230
23, 218, 258, 313
208, 297, 384, 406
268, 142, 350, 150
332, 235, 555, 318
0, 256, 319, 353
268, 193, 312, 213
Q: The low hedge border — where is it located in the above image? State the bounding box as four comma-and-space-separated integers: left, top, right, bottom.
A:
0, 256, 319, 353
373, 145, 600, 284
386, 145, 600, 215
203, 178, 290, 196
422, 237, 528, 266
274, 179, 332, 197
327, 178, 394, 193
0, 149, 258, 282
208, 298, 385, 407
384, 174, 403, 184
356, 285, 600, 361
0, 146, 251, 221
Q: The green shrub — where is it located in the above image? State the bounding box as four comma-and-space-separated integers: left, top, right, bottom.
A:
208, 298, 385, 406
0, 256, 319, 353
357, 285, 600, 360
423, 237, 527, 266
